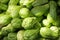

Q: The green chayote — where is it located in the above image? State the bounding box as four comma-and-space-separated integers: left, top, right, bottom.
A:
22, 17, 37, 29
40, 27, 52, 38
24, 29, 39, 40
42, 19, 51, 27
1, 24, 14, 36
11, 18, 22, 29
6, 5, 21, 18
50, 26, 59, 38
0, 15, 12, 27
17, 30, 25, 40
19, 8, 30, 18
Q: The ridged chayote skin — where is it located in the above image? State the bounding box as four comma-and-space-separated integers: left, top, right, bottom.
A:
42, 19, 51, 27
22, 17, 37, 29
19, 8, 30, 18
0, 15, 12, 27
31, 4, 49, 17
1, 24, 14, 36
11, 18, 22, 29
50, 26, 59, 38
24, 29, 39, 40
6, 5, 21, 18
40, 27, 59, 38
8, 33, 17, 40
40, 27, 52, 38
17, 30, 25, 40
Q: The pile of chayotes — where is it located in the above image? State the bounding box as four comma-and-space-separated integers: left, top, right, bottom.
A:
0, 0, 60, 40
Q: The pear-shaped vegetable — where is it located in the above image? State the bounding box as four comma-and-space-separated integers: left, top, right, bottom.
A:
19, 8, 30, 18
40, 27, 52, 38
22, 17, 37, 29
47, 1, 57, 23
50, 26, 59, 38
1, 24, 14, 36
11, 18, 22, 29
0, 15, 12, 27
6, 5, 21, 18
24, 29, 39, 40
17, 30, 25, 40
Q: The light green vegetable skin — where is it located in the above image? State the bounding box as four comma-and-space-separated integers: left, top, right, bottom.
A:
0, 0, 60, 40
19, 8, 30, 18
6, 5, 21, 18
22, 17, 37, 29
0, 15, 12, 27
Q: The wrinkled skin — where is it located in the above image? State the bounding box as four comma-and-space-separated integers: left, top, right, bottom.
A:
40, 27, 52, 38
22, 17, 37, 29
50, 26, 59, 38
6, 5, 21, 18
0, 15, 12, 27
11, 18, 22, 29
1, 24, 14, 36
17, 30, 25, 40
24, 29, 39, 40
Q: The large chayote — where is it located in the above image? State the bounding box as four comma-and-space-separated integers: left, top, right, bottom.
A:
22, 17, 37, 29
0, 15, 12, 27
24, 29, 39, 40
17, 30, 25, 40
11, 18, 22, 29
40, 27, 52, 38
6, 5, 21, 18
19, 8, 30, 18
